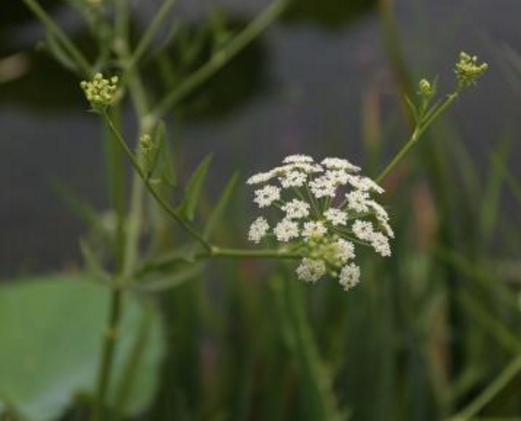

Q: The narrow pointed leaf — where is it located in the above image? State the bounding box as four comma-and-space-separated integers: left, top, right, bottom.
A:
179, 155, 213, 220
204, 172, 239, 240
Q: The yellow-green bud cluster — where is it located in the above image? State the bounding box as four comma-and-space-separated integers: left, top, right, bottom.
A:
139, 134, 154, 156
418, 79, 434, 98
455, 52, 488, 88
80, 73, 118, 108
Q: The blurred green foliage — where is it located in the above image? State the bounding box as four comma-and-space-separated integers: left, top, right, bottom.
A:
1, 1, 521, 421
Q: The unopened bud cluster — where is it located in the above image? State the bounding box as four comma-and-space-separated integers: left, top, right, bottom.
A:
455, 52, 488, 88
418, 79, 434, 99
80, 73, 118, 109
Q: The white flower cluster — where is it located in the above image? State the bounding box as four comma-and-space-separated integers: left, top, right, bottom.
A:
247, 155, 394, 291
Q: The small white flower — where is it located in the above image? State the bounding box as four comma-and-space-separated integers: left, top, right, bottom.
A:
248, 217, 269, 244
346, 190, 370, 213
296, 258, 327, 283
325, 170, 349, 186
283, 154, 315, 164
347, 175, 384, 194
367, 200, 390, 222
279, 171, 307, 188
371, 232, 391, 257
352, 220, 374, 242
335, 239, 355, 263
274, 219, 300, 242
282, 199, 310, 219
247, 170, 276, 185
380, 221, 395, 239
309, 176, 337, 198
254, 185, 281, 208
322, 157, 361, 173
339, 264, 361, 291
303, 221, 327, 240
324, 208, 348, 226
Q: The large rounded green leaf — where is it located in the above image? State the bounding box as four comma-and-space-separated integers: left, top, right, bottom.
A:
0, 274, 165, 421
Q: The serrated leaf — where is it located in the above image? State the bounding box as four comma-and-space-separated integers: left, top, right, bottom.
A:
0, 275, 165, 421
204, 172, 239, 240
179, 155, 213, 220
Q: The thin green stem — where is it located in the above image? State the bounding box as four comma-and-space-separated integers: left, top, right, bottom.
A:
103, 112, 212, 252
20, 0, 91, 75
152, 0, 289, 120
209, 246, 303, 260
127, 0, 181, 70
91, 21, 152, 421
91, 288, 123, 421
376, 91, 460, 183
376, 127, 420, 183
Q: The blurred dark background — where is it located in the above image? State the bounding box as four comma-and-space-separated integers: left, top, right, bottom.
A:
1, 0, 521, 275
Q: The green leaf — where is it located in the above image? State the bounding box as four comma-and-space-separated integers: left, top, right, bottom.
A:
149, 121, 166, 177
160, 134, 177, 188
204, 172, 239, 240
179, 155, 213, 220
0, 274, 165, 421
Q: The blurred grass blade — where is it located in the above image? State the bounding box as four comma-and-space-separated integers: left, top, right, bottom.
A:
447, 356, 521, 421
479, 136, 512, 242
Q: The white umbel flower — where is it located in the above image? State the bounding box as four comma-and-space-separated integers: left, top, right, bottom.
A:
302, 221, 327, 240
282, 199, 310, 219
283, 154, 314, 164
324, 208, 348, 226
321, 157, 361, 173
254, 185, 280, 208
339, 264, 361, 291
247, 170, 276, 185
296, 258, 327, 283
248, 217, 269, 244
247, 154, 393, 291
335, 239, 356, 263
309, 176, 337, 198
279, 171, 307, 188
274, 219, 300, 242
346, 190, 370, 213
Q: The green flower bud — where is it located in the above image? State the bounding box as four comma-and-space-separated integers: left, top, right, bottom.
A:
418, 79, 434, 98
80, 73, 119, 110
455, 52, 488, 89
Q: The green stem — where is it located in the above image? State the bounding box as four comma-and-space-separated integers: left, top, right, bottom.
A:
103, 112, 212, 252
152, 0, 289, 120
376, 92, 460, 183
91, 23, 152, 421
20, 0, 92, 75
127, 0, 181, 70
209, 246, 303, 260
376, 127, 420, 183
91, 288, 123, 421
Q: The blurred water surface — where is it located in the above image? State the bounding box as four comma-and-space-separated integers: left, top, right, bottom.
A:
1, 0, 521, 274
